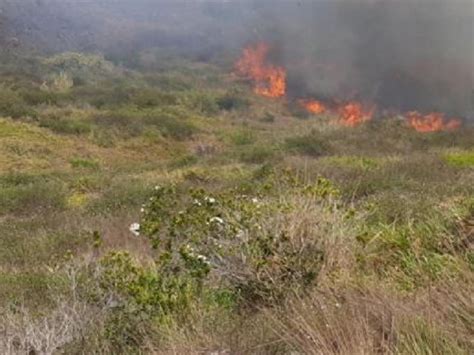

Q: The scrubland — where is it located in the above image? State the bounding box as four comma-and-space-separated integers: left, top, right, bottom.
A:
0, 52, 472, 354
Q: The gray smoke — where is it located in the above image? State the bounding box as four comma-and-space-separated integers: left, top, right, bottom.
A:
249, 1, 473, 117
1, 0, 473, 118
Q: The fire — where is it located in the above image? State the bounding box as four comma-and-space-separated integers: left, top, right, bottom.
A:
337, 102, 374, 127
406, 111, 462, 133
235, 44, 462, 132
299, 99, 327, 114
299, 99, 373, 127
235, 42, 287, 98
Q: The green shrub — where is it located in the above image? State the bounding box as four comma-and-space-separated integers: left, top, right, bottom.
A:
39, 118, 92, 135
169, 154, 198, 169
45, 71, 74, 92
21, 89, 62, 106
183, 92, 219, 115
69, 85, 131, 108
70, 157, 100, 170
87, 178, 150, 214
93, 111, 143, 137
443, 151, 474, 168
216, 92, 249, 111
0, 87, 32, 118
99, 251, 197, 316
137, 172, 341, 306
0, 176, 66, 216
43, 52, 115, 82
130, 89, 178, 108
0, 272, 65, 309
230, 130, 255, 146
144, 73, 192, 91
260, 112, 275, 123
143, 113, 197, 140
286, 133, 331, 157
239, 145, 276, 164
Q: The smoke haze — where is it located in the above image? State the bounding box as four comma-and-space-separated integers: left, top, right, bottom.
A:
1, 0, 473, 118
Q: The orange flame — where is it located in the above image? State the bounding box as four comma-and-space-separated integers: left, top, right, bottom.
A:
235, 43, 286, 98
299, 99, 327, 114
406, 111, 461, 133
337, 102, 374, 127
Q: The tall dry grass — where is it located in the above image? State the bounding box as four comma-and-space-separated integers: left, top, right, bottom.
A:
266, 281, 473, 355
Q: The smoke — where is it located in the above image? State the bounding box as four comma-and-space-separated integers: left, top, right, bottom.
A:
248, 1, 473, 117
1, 0, 473, 118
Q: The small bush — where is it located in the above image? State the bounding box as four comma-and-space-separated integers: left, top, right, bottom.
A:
21, 89, 61, 106
144, 113, 197, 140
0, 176, 66, 216
216, 92, 249, 111
69, 85, 131, 108
443, 151, 474, 168
130, 89, 178, 108
87, 178, 150, 214
260, 112, 275, 123
183, 92, 219, 115
239, 145, 276, 164
44, 71, 74, 92
39, 118, 92, 135
286, 133, 331, 157
230, 130, 255, 146
70, 158, 100, 170
0, 88, 32, 118
169, 154, 198, 169
145, 73, 192, 91
137, 172, 345, 306
93, 111, 143, 137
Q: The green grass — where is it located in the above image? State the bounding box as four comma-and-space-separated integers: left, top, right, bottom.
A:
285, 132, 332, 157
443, 151, 474, 168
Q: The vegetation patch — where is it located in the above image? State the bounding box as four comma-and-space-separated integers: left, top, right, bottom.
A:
285, 133, 331, 157
443, 151, 474, 168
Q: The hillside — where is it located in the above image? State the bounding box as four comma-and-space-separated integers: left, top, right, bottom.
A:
0, 47, 472, 354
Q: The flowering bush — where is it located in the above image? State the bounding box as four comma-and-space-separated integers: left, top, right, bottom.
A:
134, 171, 343, 305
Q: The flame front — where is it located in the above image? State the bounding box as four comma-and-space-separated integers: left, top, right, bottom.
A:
235, 43, 286, 98
299, 99, 327, 114
406, 111, 461, 133
337, 102, 374, 127
235, 44, 462, 132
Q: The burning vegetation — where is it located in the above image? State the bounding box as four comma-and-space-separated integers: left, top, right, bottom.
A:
298, 99, 327, 115
405, 111, 462, 133
236, 42, 464, 132
235, 43, 286, 98
337, 102, 374, 127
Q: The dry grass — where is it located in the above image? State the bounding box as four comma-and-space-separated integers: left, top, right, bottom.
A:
266, 281, 473, 355
0, 265, 105, 355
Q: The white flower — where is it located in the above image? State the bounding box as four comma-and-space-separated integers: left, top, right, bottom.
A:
197, 254, 211, 265
129, 223, 140, 236
193, 199, 202, 206
251, 197, 259, 204
140, 208, 145, 213
209, 217, 224, 224
205, 197, 216, 204
154, 185, 160, 190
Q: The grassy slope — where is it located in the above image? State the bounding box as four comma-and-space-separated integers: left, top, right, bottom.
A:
0, 53, 473, 353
